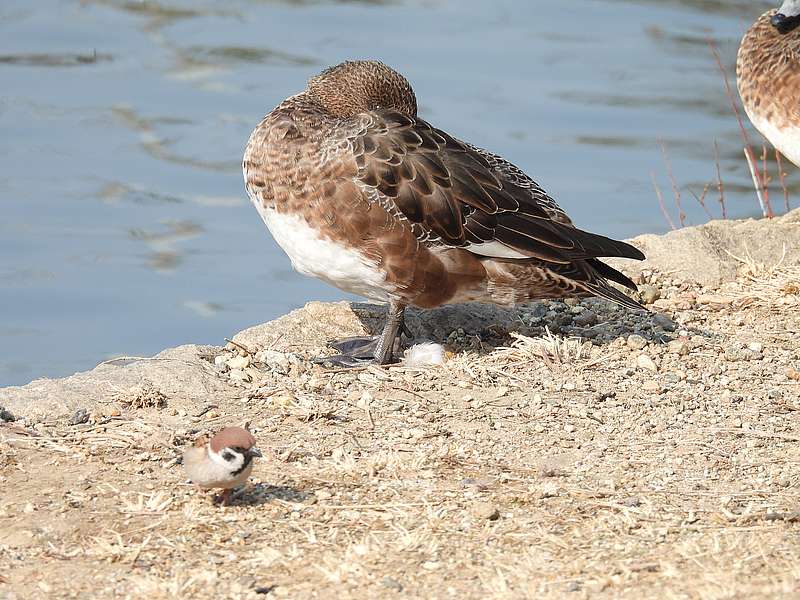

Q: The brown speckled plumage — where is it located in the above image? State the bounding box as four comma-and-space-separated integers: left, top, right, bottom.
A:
243, 61, 645, 363
738, 6, 800, 165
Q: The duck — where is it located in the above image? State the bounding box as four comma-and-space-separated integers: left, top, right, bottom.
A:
738, 1, 800, 166
243, 60, 645, 366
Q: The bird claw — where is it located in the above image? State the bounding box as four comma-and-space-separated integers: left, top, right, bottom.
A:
315, 335, 403, 368
326, 336, 380, 355
313, 353, 382, 368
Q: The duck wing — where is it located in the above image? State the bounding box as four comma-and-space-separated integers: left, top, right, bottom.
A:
350, 109, 645, 266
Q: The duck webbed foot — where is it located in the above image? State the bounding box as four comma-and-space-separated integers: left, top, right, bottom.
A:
314, 301, 407, 368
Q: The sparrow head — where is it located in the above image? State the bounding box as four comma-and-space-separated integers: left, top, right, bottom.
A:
207, 426, 261, 476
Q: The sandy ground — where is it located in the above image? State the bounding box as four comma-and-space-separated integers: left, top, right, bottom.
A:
1, 212, 800, 599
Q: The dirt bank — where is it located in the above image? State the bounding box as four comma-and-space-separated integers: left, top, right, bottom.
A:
1, 210, 799, 599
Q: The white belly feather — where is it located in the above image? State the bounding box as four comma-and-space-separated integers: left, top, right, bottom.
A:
253, 203, 390, 301
748, 111, 800, 168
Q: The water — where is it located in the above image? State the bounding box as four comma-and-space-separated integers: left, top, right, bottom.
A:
0, 0, 786, 386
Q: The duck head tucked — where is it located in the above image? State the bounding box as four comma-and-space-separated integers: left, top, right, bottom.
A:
307, 60, 418, 118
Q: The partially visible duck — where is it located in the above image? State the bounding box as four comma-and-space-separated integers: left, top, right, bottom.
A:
243, 60, 645, 366
738, 1, 800, 166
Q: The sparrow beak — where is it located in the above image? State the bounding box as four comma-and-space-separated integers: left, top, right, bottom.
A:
249, 447, 262, 458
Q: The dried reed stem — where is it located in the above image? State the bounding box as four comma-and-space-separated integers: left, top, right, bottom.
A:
651, 171, 676, 230
659, 141, 686, 227
713, 139, 727, 219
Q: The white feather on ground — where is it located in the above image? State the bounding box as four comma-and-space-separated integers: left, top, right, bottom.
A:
403, 342, 446, 367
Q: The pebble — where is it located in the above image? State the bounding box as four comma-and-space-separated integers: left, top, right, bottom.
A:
226, 355, 250, 370
69, 408, 89, 426
724, 346, 757, 362
538, 482, 560, 499
667, 340, 690, 356
270, 394, 295, 408
573, 310, 597, 327
652, 313, 677, 331
747, 342, 763, 353
627, 335, 648, 350
213, 355, 226, 368
381, 577, 404, 592
229, 369, 251, 382
470, 501, 500, 521
0, 406, 15, 422
641, 380, 661, 393
636, 354, 658, 373
640, 285, 661, 304
255, 349, 290, 374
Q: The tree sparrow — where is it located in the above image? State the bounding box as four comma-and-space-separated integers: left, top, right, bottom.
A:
182, 426, 261, 504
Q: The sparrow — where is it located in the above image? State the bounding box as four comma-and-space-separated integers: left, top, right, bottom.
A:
182, 426, 261, 505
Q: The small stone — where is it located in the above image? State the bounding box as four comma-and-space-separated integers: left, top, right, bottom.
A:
69, 408, 90, 426
422, 561, 441, 571
254, 586, 276, 595
538, 482, 560, 498
315, 489, 333, 500
724, 346, 756, 362
640, 285, 661, 305
564, 424, 576, 434
470, 501, 500, 521
0, 406, 15, 422
108, 407, 121, 417
229, 369, 251, 383
667, 340, 690, 356
255, 349, 290, 374
408, 428, 426, 440
621, 497, 641, 507
213, 355, 227, 368
563, 297, 579, 307
270, 393, 295, 407
641, 380, 661, 393
573, 310, 597, 327
652, 313, 677, 331
226, 355, 250, 370
381, 577, 403, 592
636, 354, 658, 373
747, 342, 763, 354
627, 335, 647, 351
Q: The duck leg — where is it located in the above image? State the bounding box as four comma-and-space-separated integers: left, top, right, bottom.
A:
316, 301, 407, 367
